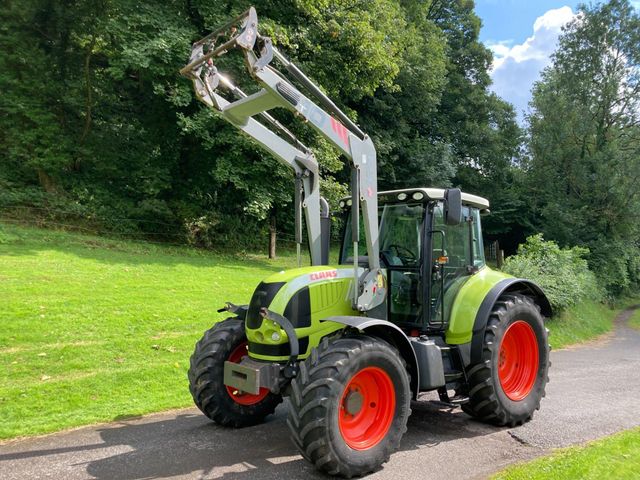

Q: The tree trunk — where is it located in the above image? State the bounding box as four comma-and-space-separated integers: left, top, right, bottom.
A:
268, 216, 276, 259
37, 169, 57, 193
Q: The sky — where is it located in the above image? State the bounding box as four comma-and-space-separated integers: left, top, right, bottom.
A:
474, 0, 582, 123
476, 0, 640, 122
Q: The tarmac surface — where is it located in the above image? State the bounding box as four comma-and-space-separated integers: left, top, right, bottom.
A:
1, 308, 639, 480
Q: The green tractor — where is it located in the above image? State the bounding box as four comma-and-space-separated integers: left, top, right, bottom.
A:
181, 8, 551, 477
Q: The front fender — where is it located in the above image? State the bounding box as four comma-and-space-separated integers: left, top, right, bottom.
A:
324, 316, 420, 400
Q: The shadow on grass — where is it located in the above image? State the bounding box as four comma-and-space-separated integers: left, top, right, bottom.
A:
0, 399, 502, 480
0, 222, 299, 271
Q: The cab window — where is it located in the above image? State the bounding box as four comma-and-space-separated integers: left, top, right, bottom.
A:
340, 203, 424, 266
429, 202, 484, 326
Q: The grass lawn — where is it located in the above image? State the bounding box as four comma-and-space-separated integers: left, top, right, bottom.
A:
0, 223, 636, 440
0, 223, 308, 440
629, 309, 640, 330
492, 427, 640, 480
544, 300, 631, 350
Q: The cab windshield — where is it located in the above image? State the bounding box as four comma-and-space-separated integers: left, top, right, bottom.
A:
340, 203, 425, 267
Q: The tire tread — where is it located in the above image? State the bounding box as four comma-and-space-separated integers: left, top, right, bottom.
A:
462, 294, 550, 426
288, 334, 410, 478
187, 318, 282, 428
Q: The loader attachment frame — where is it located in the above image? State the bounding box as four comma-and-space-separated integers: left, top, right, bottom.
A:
180, 7, 384, 311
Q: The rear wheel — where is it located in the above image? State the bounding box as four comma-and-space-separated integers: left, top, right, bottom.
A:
463, 294, 549, 427
188, 318, 282, 427
288, 335, 411, 478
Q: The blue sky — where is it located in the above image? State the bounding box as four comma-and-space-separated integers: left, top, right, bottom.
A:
476, 1, 580, 44
476, 1, 640, 122
474, 1, 582, 122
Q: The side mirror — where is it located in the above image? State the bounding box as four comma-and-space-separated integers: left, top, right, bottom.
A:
444, 188, 463, 226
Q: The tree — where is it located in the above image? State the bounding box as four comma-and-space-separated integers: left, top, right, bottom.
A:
527, 0, 640, 293
425, 0, 525, 251
180, 0, 433, 253
0, 0, 524, 260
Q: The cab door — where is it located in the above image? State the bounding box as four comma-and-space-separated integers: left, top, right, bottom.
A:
378, 203, 426, 326
428, 203, 484, 329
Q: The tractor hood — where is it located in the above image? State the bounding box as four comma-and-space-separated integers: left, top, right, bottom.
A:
244, 266, 363, 361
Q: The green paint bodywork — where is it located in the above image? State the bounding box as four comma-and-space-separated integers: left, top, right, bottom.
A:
246, 266, 361, 361
242, 264, 511, 362
445, 266, 512, 344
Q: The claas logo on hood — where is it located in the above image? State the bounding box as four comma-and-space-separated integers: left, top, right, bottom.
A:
309, 270, 338, 281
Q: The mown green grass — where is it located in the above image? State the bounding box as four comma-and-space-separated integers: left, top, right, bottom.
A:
544, 300, 625, 349
629, 309, 640, 330
0, 223, 635, 440
492, 427, 640, 480
0, 223, 309, 439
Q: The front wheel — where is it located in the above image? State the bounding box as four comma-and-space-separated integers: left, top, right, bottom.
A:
287, 335, 411, 478
463, 294, 550, 427
188, 318, 282, 428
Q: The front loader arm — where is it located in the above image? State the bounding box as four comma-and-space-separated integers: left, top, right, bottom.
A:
180, 7, 384, 311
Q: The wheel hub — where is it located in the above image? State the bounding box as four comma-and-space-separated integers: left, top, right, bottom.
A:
343, 388, 364, 416
338, 367, 396, 450
498, 320, 539, 401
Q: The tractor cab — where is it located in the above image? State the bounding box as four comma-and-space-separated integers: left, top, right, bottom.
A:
339, 188, 490, 332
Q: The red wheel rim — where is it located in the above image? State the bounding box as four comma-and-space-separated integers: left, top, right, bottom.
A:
338, 367, 395, 450
225, 342, 269, 405
498, 320, 539, 401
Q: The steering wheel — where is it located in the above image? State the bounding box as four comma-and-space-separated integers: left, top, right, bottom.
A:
381, 244, 417, 266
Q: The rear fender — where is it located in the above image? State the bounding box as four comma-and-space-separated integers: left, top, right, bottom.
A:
324, 316, 420, 400
470, 278, 552, 364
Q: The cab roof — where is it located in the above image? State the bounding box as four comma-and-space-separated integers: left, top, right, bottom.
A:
380, 188, 489, 209
341, 188, 490, 210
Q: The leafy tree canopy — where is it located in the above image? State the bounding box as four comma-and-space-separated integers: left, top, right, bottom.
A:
527, 0, 640, 293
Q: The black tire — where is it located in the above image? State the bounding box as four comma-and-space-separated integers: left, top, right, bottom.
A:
462, 294, 550, 427
188, 318, 282, 428
287, 335, 411, 478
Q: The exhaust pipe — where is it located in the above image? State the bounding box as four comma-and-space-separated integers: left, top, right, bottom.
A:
320, 197, 331, 265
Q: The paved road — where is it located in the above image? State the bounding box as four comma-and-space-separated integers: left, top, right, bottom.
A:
1, 309, 639, 480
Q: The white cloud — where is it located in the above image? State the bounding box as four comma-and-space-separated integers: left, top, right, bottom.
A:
487, 40, 514, 59
487, 6, 576, 123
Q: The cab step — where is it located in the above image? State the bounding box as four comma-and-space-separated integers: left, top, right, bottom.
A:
437, 387, 469, 406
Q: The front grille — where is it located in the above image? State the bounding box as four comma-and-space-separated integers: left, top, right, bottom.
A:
245, 281, 285, 329
249, 337, 310, 357
283, 286, 311, 328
